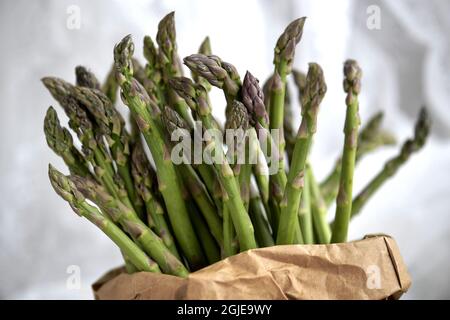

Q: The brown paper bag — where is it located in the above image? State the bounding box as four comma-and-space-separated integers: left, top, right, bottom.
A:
92, 235, 411, 300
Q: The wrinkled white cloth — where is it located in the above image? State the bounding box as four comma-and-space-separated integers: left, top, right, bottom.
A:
0, 0, 448, 299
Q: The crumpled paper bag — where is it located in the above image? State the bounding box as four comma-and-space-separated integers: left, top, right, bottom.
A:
92, 235, 411, 300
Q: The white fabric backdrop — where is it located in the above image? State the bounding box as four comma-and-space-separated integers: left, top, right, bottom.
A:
0, 0, 448, 299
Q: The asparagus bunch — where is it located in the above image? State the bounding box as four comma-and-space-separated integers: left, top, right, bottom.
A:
43, 12, 431, 277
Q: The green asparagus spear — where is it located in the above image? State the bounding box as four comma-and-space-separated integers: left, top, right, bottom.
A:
47, 78, 138, 215
114, 35, 206, 269
282, 70, 307, 235
225, 100, 251, 208
269, 17, 307, 183
71, 175, 188, 277
162, 106, 224, 247
156, 12, 183, 78
277, 63, 326, 245
130, 143, 180, 258
175, 167, 222, 264
241, 71, 272, 202
307, 165, 331, 244
102, 63, 119, 105
162, 99, 223, 214
241, 71, 287, 232
142, 36, 165, 106
331, 60, 362, 243
44, 107, 92, 178
320, 111, 396, 206
249, 185, 274, 247
241, 71, 269, 130
222, 195, 238, 258
223, 101, 253, 255
298, 167, 313, 244
169, 77, 257, 251
351, 108, 430, 217
75, 66, 101, 90
42, 77, 119, 195
187, 201, 221, 264
71, 85, 145, 217
156, 12, 195, 127
48, 164, 160, 273
143, 35, 161, 80
183, 54, 240, 104
192, 37, 213, 92
286, 70, 307, 162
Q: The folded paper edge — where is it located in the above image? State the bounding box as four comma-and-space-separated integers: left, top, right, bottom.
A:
383, 237, 412, 298
92, 235, 412, 300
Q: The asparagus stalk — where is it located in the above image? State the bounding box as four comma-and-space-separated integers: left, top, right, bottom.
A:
184, 53, 238, 129
132, 58, 161, 105
287, 70, 307, 162
225, 100, 251, 208
48, 164, 160, 273
331, 60, 362, 243
223, 101, 250, 256
114, 35, 206, 269
169, 77, 257, 251
156, 12, 194, 127
351, 108, 430, 217
143, 35, 162, 82
269, 17, 306, 130
249, 185, 274, 247
283, 89, 296, 165
320, 111, 396, 206
162, 106, 224, 247
262, 74, 273, 115
222, 195, 238, 258
102, 63, 119, 105
175, 167, 222, 264
142, 36, 166, 106
71, 175, 189, 277
130, 143, 180, 258
241, 71, 287, 231
269, 17, 307, 184
162, 99, 224, 214
276, 63, 326, 245
307, 165, 331, 244
187, 201, 221, 264
298, 168, 313, 244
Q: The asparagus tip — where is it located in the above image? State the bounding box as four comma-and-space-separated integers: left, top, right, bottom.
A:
199, 36, 211, 55
48, 164, 84, 210
274, 17, 307, 68
114, 34, 134, 83
162, 105, 189, 136
225, 100, 250, 131
242, 71, 268, 128
343, 59, 362, 95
